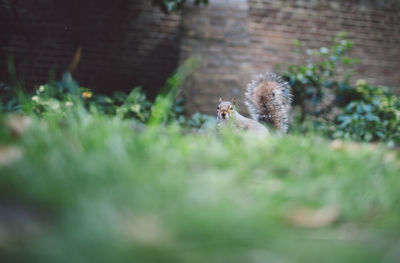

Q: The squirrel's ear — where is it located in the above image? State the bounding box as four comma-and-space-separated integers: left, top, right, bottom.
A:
231, 98, 236, 106
218, 98, 222, 104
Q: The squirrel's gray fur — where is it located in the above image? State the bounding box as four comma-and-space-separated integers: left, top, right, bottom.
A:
245, 72, 292, 133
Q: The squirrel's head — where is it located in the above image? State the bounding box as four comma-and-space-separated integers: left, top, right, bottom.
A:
216, 98, 236, 121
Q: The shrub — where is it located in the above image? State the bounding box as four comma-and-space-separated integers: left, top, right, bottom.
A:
1, 56, 206, 129
27, 72, 151, 122
0, 82, 21, 112
280, 32, 358, 122
333, 80, 400, 143
280, 33, 399, 144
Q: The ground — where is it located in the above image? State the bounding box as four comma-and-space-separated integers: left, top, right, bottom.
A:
0, 111, 399, 263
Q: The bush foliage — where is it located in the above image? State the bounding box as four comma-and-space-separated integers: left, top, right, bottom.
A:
280, 33, 400, 144
334, 80, 400, 143
282, 33, 358, 121
1, 55, 213, 131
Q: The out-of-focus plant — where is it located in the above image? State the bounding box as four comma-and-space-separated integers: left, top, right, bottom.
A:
0, 82, 21, 112
114, 88, 152, 121
280, 32, 359, 122
153, 0, 209, 13
30, 72, 81, 116
185, 112, 216, 130
332, 80, 400, 143
149, 55, 201, 125
30, 74, 153, 122
1, 55, 28, 113
280, 33, 400, 144
3, 52, 205, 128
6, 55, 202, 127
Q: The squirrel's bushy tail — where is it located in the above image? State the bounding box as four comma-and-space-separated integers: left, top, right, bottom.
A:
245, 72, 292, 133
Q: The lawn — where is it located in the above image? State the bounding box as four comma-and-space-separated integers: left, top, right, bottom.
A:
1, 109, 399, 263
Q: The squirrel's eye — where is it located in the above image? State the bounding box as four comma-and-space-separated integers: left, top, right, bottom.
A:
217, 106, 220, 110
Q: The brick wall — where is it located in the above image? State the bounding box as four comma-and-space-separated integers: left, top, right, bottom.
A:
181, 0, 400, 115
1, 0, 181, 98
249, 0, 400, 89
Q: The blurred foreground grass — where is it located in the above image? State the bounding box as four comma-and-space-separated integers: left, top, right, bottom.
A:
1, 109, 400, 263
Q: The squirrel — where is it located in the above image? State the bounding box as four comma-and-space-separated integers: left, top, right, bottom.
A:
216, 72, 292, 133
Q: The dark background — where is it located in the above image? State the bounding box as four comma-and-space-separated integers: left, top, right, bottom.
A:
0, 0, 181, 99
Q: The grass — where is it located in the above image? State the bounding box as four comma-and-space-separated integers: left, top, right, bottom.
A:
1, 108, 400, 263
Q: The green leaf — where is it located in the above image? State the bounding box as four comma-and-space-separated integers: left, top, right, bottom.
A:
149, 55, 201, 126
